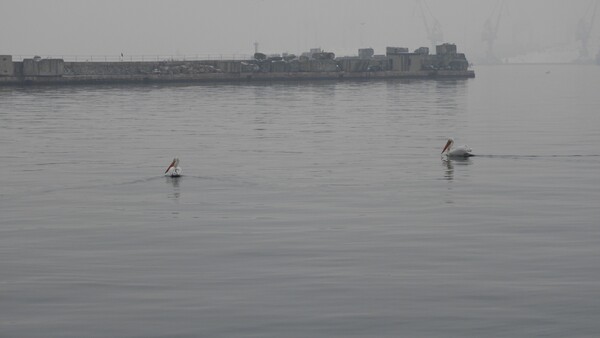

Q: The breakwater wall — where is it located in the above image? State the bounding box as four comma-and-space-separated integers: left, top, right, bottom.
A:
0, 43, 475, 85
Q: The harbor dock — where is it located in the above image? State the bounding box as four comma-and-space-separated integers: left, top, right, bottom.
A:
0, 43, 474, 85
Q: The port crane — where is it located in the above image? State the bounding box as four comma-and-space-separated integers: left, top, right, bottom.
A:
481, 0, 507, 64
576, 0, 598, 59
415, 0, 443, 50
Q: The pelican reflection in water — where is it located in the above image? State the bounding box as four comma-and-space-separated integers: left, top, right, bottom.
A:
442, 155, 472, 181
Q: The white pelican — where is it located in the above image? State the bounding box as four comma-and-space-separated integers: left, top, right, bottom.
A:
441, 138, 473, 158
165, 157, 182, 177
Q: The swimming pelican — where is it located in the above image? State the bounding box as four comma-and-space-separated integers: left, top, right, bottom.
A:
441, 138, 473, 158
165, 157, 182, 177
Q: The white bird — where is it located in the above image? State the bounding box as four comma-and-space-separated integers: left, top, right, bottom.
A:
165, 157, 182, 177
441, 138, 473, 158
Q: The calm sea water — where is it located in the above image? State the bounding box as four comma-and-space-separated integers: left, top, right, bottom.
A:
1, 65, 600, 337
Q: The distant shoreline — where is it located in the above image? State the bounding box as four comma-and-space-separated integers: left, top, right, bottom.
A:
0, 70, 475, 86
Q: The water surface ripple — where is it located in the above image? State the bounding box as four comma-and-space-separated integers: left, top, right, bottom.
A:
1, 65, 600, 337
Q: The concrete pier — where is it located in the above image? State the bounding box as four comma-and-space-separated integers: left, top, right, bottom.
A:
0, 43, 474, 85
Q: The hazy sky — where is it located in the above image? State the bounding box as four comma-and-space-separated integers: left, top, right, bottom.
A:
1, 0, 599, 60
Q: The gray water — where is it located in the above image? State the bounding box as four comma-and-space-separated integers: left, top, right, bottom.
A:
1, 65, 600, 337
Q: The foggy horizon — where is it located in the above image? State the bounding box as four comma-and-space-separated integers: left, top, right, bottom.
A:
2, 0, 599, 62
3, 2, 600, 338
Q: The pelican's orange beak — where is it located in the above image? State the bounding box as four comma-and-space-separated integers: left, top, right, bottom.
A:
441, 140, 452, 154
165, 159, 176, 173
